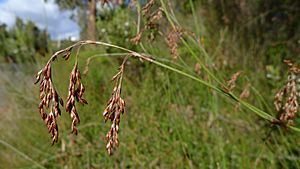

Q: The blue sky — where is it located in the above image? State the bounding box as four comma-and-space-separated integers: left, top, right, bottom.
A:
0, 0, 80, 40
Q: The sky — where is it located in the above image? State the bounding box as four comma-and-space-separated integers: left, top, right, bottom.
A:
0, 0, 80, 40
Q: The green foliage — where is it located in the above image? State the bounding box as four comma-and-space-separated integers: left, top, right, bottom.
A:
207, 0, 300, 54
54, 0, 84, 10
2, 48, 300, 168
96, 7, 136, 49
0, 17, 50, 63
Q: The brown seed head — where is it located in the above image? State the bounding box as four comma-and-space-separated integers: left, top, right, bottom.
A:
103, 58, 127, 155
131, 30, 144, 45
274, 60, 300, 125
166, 29, 181, 59
226, 71, 242, 92
195, 63, 201, 75
146, 8, 163, 29
66, 63, 88, 135
142, 0, 155, 15
35, 62, 63, 145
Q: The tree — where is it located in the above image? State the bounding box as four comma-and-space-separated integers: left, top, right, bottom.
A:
55, 0, 97, 40
54, 0, 128, 40
88, 0, 96, 40
0, 17, 50, 63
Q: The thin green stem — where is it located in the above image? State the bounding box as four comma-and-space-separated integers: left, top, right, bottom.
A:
189, 0, 200, 35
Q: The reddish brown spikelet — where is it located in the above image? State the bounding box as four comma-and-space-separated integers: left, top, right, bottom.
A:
130, 30, 144, 45
35, 63, 64, 145
235, 83, 250, 110
166, 29, 182, 59
240, 84, 250, 99
147, 8, 163, 27
226, 71, 242, 92
284, 59, 300, 74
66, 63, 88, 135
103, 58, 127, 155
131, 8, 163, 45
194, 63, 201, 75
62, 47, 72, 60
274, 90, 284, 112
274, 60, 300, 125
142, 0, 155, 15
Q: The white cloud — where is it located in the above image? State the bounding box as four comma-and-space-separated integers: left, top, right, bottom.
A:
0, 0, 80, 40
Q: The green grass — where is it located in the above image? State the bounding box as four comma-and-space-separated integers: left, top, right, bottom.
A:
1, 47, 300, 168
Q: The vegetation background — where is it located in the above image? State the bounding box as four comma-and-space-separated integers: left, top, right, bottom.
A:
1, 0, 300, 168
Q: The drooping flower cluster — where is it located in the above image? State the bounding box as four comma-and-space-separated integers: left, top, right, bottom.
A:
103, 62, 126, 155
35, 63, 64, 145
35, 44, 88, 144
66, 63, 88, 135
